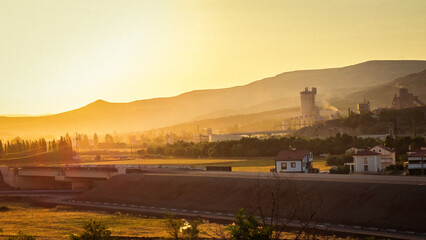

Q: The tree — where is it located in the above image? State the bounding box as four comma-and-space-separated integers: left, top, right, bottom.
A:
93, 134, 99, 147
165, 214, 184, 240
182, 219, 203, 240
228, 209, 272, 240
69, 219, 111, 240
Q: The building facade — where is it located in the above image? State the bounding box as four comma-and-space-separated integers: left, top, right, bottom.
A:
370, 145, 396, 169
407, 149, 426, 175
275, 149, 313, 173
347, 150, 382, 173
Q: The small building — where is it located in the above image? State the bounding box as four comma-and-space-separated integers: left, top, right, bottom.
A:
275, 149, 313, 173
347, 150, 382, 173
370, 145, 396, 169
407, 149, 426, 175
357, 99, 371, 114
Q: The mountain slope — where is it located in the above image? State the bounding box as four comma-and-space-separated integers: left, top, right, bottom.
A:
1, 60, 426, 138
334, 70, 426, 110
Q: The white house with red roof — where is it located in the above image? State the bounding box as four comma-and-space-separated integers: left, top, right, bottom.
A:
347, 150, 382, 173
275, 149, 313, 173
370, 145, 396, 169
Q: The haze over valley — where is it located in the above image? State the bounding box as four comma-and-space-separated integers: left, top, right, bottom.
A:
1, 60, 426, 138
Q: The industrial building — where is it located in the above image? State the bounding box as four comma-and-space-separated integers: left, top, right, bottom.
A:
282, 87, 322, 130
392, 88, 425, 109
357, 99, 371, 114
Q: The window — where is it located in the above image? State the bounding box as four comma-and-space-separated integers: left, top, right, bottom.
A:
281, 163, 287, 170
364, 165, 369, 172
291, 162, 296, 168
363, 157, 368, 164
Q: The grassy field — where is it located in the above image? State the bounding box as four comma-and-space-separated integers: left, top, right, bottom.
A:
0, 202, 357, 240
81, 156, 330, 173
0, 201, 230, 239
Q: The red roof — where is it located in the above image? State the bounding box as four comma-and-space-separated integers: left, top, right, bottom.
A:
353, 150, 380, 156
372, 145, 395, 153
275, 149, 311, 161
408, 150, 426, 157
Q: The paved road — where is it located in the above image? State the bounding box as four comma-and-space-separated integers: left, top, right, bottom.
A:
148, 170, 426, 185
42, 197, 426, 240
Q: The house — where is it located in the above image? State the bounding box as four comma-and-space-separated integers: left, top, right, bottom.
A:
275, 149, 313, 173
370, 145, 396, 169
407, 148, 426, 175
346, 150, 382, 173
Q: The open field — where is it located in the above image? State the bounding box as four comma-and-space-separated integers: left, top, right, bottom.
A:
0, 201, 357, 240
80, 156, 330, 172
0, 201, 170, 239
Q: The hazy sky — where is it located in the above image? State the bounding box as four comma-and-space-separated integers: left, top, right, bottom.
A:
1, 0, 425, 115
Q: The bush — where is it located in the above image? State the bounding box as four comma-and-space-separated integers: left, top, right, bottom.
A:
181, 219, 203, 240
165, 214, 184, 240
386, 164, 404, 171
8, 231, 36, 240
228, 208, 272, 240
329, 165, 350, 174
0, 205, 10, 212
325, 154, 353, 166
69, 219, 111, 240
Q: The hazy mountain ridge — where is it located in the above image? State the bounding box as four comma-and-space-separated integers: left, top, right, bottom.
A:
1, 60, 426, 138
333, 70, 426, 110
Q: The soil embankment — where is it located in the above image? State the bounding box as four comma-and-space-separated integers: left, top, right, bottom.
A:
75, 172, 426, 232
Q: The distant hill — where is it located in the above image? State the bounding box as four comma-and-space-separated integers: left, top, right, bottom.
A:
1, 60, 426, 138
151, 107, 300, 135
333, 70, 426, 110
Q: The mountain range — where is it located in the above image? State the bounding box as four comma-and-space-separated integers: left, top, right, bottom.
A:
1, 60, 426, 138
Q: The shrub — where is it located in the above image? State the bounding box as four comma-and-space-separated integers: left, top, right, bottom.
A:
386, 164, 404, 171
69, 219, 111, 240
325, 154, 353, 166
181, 219, 203, 240
228, 208, 272, 240
8, 231, 36, 240
329, 165, 350, 174
0, 205, 10, 212
165, 214, 184, 240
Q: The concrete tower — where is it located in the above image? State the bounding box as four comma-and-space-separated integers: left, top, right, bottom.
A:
300, 87, 318, 117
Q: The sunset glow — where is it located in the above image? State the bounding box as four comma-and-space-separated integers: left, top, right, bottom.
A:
1, 0, 426, 115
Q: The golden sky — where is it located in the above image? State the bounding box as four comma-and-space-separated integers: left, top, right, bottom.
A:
1, 0, 425, 115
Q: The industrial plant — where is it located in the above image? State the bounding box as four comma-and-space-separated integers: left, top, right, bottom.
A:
282, 87, 323, 130
392, 88, 425, 109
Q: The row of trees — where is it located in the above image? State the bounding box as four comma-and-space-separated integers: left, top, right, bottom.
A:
0, 135, 74, 161
146, 133, 381, 158
146, 133, 424, 158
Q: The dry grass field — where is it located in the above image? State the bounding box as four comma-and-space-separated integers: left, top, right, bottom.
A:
0, 202, 356, 240
81, 156, 330, 173
0, 201, 170, 239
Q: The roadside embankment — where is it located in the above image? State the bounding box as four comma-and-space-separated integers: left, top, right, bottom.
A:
75, 172, 426, 232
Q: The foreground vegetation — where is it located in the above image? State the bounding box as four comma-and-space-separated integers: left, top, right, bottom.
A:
0, 202, 369, 239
